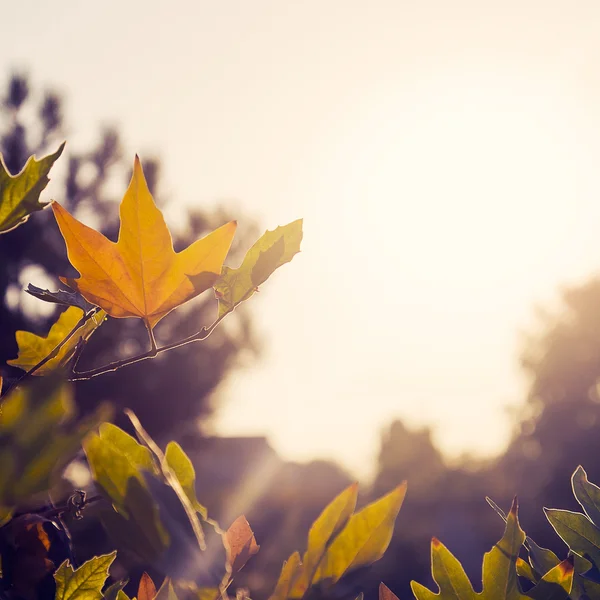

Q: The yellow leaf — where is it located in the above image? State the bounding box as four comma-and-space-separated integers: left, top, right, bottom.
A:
7, 306, 106, 375
313, 483, 406, 585
290, 483, 358, 598
269, 552, 303, 600
52, 156, 237, 329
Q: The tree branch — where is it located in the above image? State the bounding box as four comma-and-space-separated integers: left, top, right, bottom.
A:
68, 315, 226, 381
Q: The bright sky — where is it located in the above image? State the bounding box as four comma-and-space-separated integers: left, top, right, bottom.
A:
3, 0, 600, 480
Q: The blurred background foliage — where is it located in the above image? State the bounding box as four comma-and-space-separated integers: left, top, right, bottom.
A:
2, 72, 600, 600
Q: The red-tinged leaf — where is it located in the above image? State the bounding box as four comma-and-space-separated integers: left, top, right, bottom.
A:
138, 572, 157, 600
226, 515, 260, 573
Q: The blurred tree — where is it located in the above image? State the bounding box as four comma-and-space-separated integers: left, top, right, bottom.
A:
492, 277, 600, 550
0, 72, 260, 443
364, 420, 501, 600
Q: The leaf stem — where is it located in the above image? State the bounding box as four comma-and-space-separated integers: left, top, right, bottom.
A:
145, 319, 158, 355
68, 315, 225, 381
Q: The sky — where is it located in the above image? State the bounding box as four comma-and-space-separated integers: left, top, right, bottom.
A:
3, 0, 600, 480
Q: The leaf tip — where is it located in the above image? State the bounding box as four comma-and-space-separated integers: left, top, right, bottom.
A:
558, 555, 575, 579
431, 537, 441, 549
509, 496, 519, 516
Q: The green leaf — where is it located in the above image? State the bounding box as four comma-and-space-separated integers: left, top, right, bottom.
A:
142, 473, 229, 588
412, 499, 575, 600
155, 578, 179, 600
544, 508, 600, 566
526, 558, 573, 599
269, 552, 303, 600
84, 423, 156, 513
480, 499, 527, 599
0, 142, 64, 234
410, 537, 477, 600
165, 441, 207, 517
525, 538, 560, 582
516, 558, 536, 583
8, 307, 106, 375
214, 219, 303, 318
486, 496, 560, 580
290, 482, 358, 598
572, 466, 600, 528
98, 478, 168, 563
103, 580, 129, 600
313, 483, 406, 586
0, 505, 13, 527
54, 551, 116, 600
412, 499, 563, 600
0, 377, 111, 510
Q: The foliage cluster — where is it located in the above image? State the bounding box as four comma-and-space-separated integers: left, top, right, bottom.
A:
3, 142, 600, 600
0, 146, 404, 600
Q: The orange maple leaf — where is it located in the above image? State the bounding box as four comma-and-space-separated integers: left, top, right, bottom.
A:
52, 156, 236, 329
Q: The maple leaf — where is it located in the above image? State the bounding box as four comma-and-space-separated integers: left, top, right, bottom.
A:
52, 156, 237, 329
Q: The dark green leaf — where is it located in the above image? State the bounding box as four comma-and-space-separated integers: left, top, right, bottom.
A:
572, 466, 600, 528
545, 508, 600, 567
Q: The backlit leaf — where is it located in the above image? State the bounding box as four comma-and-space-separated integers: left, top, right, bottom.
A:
486, 496, 560, 580
165, 441, 207, 517
54, 551, 116, 600
269, 552, 303, 600
155, 579, 178, 600
8, 306, 106, 375
526, 559, 573, 600
313, 483, 406, 586
572, 465, 600, 528
0, 143, 64, 234
0, 377, 110, 509
103, 580, 129, 600
84, 423, 156, 513
226, 515, 260, 573
142, 472, 229, 588
410, 537, 476, 600
411, 499, 573, 599
52, 156, 237, 329
516, 558, 535, 583
290, 482, 358, 597
544, 508, 600, 567
137, 573, 157, 600
214, 219, 302, 318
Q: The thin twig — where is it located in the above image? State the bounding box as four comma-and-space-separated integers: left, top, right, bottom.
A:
68, 316, 225, 381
